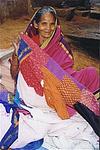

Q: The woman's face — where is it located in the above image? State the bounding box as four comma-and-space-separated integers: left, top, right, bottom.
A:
34, 12, 56, 42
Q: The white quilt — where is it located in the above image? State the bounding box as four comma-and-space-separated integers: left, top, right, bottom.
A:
0, 72, 99, 150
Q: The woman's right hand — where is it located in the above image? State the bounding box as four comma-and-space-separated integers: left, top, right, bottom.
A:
9, 41, 19, 81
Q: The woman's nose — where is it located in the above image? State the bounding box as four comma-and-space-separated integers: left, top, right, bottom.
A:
46, 24, 51, 30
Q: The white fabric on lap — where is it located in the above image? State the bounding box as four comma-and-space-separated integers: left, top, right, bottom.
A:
0, 72, 99, 149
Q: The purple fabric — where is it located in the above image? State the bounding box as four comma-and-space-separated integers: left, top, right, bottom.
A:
46, 58, 84, 90
0, 90, 8, 102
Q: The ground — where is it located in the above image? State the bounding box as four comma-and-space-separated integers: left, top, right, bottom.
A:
0, 16, 99, 73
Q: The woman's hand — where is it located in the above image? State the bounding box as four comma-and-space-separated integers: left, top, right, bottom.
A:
9, 39, 20, 81
12, 35, 20, 54
12, 41, 19, 54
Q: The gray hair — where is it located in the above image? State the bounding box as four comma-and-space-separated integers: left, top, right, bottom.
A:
33, 6, 57, 24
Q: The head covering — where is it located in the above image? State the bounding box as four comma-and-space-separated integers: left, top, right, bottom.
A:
25, 6, 57, 42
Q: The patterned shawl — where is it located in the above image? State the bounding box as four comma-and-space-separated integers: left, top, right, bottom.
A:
17, 29, 99, 119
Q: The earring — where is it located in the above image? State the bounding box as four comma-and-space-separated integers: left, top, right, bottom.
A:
34, 21, 38, 29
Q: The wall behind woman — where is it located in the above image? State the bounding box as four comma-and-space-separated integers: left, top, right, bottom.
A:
31, 0, 63, 8
0, 0, 31, 22
0, 0, 8, 24
7, 0, 29, 18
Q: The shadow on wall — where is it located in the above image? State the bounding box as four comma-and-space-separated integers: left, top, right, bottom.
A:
31, 0, 63, 8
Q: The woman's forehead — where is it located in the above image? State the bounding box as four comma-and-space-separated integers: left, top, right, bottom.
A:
37, 6, 56, 15
32, 6, 57, 24
40, 12, 55, 22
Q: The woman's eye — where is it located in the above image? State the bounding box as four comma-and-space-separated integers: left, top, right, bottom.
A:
51, 23, 55, 28
41, 22, 47, 26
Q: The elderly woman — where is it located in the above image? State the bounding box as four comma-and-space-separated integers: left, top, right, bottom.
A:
0, 6, 99, 150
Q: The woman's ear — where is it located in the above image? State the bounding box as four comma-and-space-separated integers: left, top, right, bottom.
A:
33, 21, 38, 29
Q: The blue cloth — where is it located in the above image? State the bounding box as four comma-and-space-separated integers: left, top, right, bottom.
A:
37, 147, 47, 150
0, 124, 18, 149
14, 90, 21, 106
18, 39, 31, 62
12, 139, 46, 150
0, 99, 18, 113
